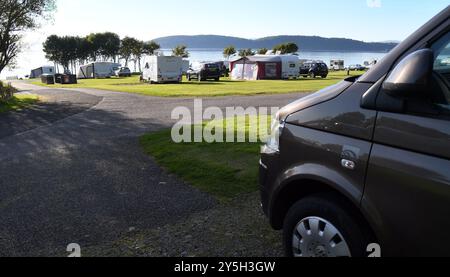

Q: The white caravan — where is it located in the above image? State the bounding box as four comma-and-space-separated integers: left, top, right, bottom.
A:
30, 66, 55, 78
77, 62, 121, 79
182, 59, 190, 74
330, 59, 345, 70
252, 54, 300, 79
142, 56, 183, 83
279, 55, 300, 79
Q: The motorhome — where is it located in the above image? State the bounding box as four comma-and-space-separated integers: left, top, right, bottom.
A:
142, 56, 183, 83
77, 62, 121, 79
30, 66, 55, 78
330, 59, 345, 70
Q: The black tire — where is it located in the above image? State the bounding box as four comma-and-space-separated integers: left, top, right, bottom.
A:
309, 72, 316, 78
187, 74, 191, 81
322, 75, 328, 79
215, 77, 220, 81
283, 194, 373, 257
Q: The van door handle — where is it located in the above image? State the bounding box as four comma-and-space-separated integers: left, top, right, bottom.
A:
341, 159, 356, 170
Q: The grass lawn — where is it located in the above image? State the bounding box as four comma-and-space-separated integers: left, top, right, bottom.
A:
31, 71, 365, 97
140, 116, 270, 202
0, 94, 39, 113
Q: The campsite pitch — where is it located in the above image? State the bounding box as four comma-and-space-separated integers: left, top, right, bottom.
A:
31, 71, 365, 97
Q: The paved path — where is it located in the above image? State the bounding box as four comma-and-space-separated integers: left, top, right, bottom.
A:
0, 82, 306, 256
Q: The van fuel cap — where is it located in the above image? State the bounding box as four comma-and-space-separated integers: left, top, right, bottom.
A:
341, 159, 356, 170
341, 145, 360, 170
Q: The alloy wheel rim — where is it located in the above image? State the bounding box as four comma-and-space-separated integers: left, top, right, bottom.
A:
292, 217, 352, 257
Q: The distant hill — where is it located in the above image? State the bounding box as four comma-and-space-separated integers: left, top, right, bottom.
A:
153, 35, 398, 52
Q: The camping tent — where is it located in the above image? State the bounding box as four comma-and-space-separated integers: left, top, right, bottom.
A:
230, 56, 282, 80
77, 62, 121, 79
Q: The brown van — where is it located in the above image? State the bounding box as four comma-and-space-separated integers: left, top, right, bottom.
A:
260, 6, 450, 257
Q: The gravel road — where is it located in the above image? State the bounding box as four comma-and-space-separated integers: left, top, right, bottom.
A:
0, 82, 305, 256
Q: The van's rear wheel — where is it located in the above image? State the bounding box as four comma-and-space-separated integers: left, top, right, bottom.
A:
283, 195, 371, 257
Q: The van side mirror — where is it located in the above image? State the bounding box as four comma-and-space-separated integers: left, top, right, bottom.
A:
382, 49, 434, 97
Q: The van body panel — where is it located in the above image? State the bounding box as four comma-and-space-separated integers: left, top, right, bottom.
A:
286, 82, 377, 141
363, 144, 450, 256
278, 80, 353, 121
261, 123, 373, 229
374, 112, 450, 159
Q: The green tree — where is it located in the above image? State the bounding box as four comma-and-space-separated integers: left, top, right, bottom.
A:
43, 35, 62, 71
86, 33, 100, 61
273, 42, 299, 54
75, 36, 91, 65
120, 37, 138, 66
43, 35, 78, 73
223, 46, 236, 59
143, 41, 160, 56
84, 32, 121, 62
172, 45, 189, 58
101, 32, 121, 62
238, 48, 255, 57
131, 40, 144, 72
0, 0, 56, 74
258, 48, 269, 55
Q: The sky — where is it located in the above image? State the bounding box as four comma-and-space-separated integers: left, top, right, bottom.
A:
2, 0, 449, 78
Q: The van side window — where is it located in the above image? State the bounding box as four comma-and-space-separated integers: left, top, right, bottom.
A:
431, 31, 450, 110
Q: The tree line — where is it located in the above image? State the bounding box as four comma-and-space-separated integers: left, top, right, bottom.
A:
43, 33, 161, 74
223, 42, 299, 59
0, 0, 56, 76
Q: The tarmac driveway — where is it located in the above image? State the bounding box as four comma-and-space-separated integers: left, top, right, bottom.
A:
0, 82, 305, 256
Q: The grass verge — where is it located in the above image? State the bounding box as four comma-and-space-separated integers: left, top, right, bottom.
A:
140, 116, 270, 202
31, 71, 365, 97
0, 94, 39, 113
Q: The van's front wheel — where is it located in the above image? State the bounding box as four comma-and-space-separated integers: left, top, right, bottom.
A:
283, 195, 372, 257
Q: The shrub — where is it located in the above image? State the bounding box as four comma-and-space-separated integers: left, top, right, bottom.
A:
0, 81, 17, 102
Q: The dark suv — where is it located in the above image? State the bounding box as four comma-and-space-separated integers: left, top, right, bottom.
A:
260, 6, 450, 257
187, 62, 221, 81
300, 62, 329, 78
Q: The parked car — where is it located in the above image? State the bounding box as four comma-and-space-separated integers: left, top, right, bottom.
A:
115, 67, 132, 77
299, 62, 328, 78
260, 6, 450, 257
346, 64, 366, 71
212, 61, 229, 77
187, 62, 221, 81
